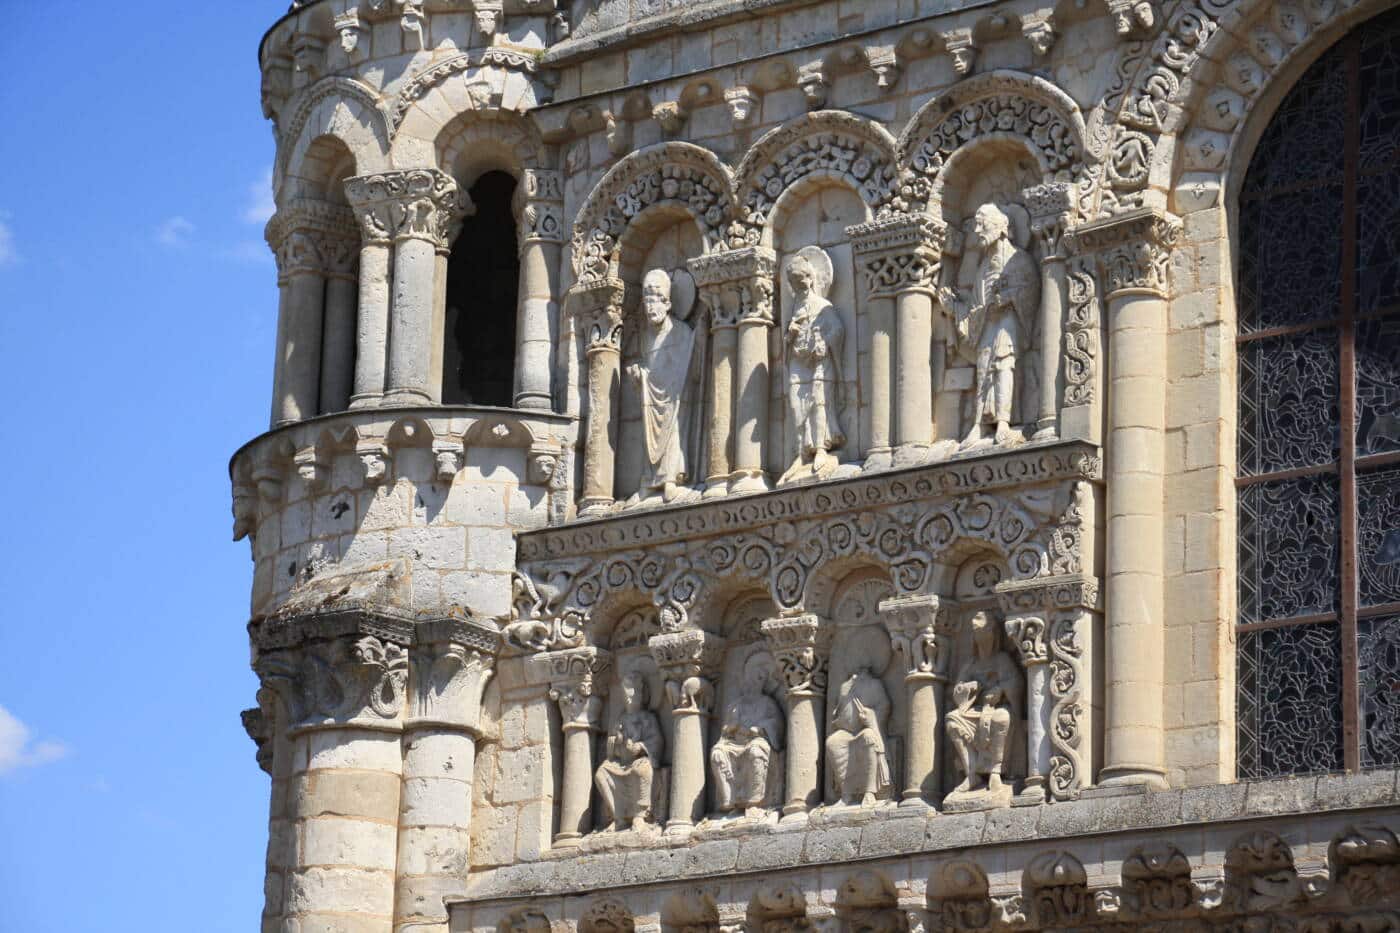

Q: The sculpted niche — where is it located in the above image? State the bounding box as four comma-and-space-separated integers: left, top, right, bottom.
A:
781, 246, 848, 485
945, 609, 1025, 811
826, 668, 893, 808
710, 651, 785, 819
939, 203, 1041, 449
628, 268, 703, 506
595, 670, 665, 832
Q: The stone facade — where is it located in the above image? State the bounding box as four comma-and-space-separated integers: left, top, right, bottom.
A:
234, 0, 1400, 931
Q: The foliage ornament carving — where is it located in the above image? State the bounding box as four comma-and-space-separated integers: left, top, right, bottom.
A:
1026, 852, 1091, 927
344, 169, 471, 251
878, 594, 956, 679
1068, 207, 1181, 300
572, 144, 735, 284
1332, 824, 1400, 906
898, 72, 1088, 213
1062, 256, 1100, 407
650, 630, 724, 714
1120, 843, 1195, 919
256, 632, 410, 728
689, 247, 778, 325
409, 616, 499, 731
266, 199, 359, 279
848, 214, 945, 300
521, 169, 565, 245
1225, 831, 1303, 913
731, 113, 902, 246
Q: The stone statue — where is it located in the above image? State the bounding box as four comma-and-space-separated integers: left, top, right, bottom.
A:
595, 671, 665, 831
781, 247, 846, 484
944, 610, 1024, 809
938, 203, 1040, 448
825, 668, 892, 807
627, 268, 700, 504
710, 653, 785, 818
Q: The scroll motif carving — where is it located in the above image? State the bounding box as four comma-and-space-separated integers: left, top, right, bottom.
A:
256, 634, 409, 727
1062, 256, 1100, 407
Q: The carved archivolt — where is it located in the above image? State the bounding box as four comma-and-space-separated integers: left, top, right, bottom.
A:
278, 76, 393, 184
435, 110, 545, 182
571, 142, 737, 284
897, 71, 1089, 212
732, 111, 902, 245
392, 47, 542, 133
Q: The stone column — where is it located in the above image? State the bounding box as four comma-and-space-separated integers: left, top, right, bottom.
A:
345, 169, 466, 407
569, 278, 626, 517
252, 614, 414, 933
1068, 209, 1180, 789
344, 181, 394, 409
515, 169, 564, 410
394, 617, 498, 933
996, 574, 1101, 801
760, 614, 832, 820
847, 215, 945, 465
319, 233, 360, 414
267, 200, 353, 426
690, 248, 777, 495
1025, 183, 1076, 441
705, 303, 738, 497
650, 630, 724, 830
529, 646, 611, 846
878, 594, 958, 807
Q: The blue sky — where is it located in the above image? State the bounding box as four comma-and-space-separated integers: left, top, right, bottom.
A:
0, 4, 289, 928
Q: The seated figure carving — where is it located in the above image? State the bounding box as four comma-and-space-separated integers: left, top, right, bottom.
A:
781, 246, 847, 484
710, 653, 785, 819
944, 610, 1024, 810
825, 668, 892, 807
595, 671, 665, 831
938, 203, 1040, 449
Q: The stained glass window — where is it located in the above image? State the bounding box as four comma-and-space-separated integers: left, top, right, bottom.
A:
1238, 7, 1400, 778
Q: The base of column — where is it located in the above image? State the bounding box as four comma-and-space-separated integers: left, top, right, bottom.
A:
664, 819, 694, 836
1097, 765, 1170, 791
578, 497, 615, 518
382, 388, 434, 406
514, 392, 553, 410
893, 443, 933, 468
553, 833, 582, 848
862, 448, 894, 472
348, 393, 383, 410
703, 476, 730, 499
778, 807, 811, 826
729, 471, 771, 495
898, 793, 932, 809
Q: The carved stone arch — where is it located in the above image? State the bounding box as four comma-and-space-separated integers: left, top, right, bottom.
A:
436, 110, 546, 188
837, 870, 905, 932
1162, 0, 1397, 213
1121, 842, 1196, 918
898, 70, 1089, 212
1024, 851, 1091, 927
278, 77, 391, 194
732, 111, 902, 245
571, 142, 736, 285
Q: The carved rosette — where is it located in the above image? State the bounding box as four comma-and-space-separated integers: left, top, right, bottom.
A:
520, 168, 564, 246
529, 646, 612, 733
995, 574, 1099, 801
688, 246, 778, 328
265, 198, 359, 281
344, 168, 470, 253
1068, 208, 1182, 301
408, 616, 499, 733
848, 214, 945, 300
877, 594, 957, 680
649, 630, 724, 715
568, 277, 626, 354
760, 615, 832, 698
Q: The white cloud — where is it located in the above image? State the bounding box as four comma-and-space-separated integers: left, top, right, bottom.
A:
0, 213, 16, 265
0, 705, 69, 775
243, 168, 276, 225
156, 216, 196, 248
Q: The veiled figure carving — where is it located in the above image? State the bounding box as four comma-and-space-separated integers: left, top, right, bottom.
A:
710, 652, 785, 817
825, 668, 893, 806
939, 204, 1040, 448
595, 671, 665, 831
627, 268, 702, 504
782, 247, 846, 484
945, 610, 1024, 810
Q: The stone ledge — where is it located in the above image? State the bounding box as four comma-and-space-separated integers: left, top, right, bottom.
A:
460, 770, 1400, 901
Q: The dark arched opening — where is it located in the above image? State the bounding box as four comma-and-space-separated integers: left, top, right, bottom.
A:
443, 170, 520, 406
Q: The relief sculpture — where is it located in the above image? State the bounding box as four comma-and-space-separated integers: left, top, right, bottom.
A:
710, 652, 785, 819
825, 668, 892, 807
944, 610, 1025, 811
939, 204, 1041, 449
628, 268, 703, 506
781, 247, 847, 485
595, 671, 665, 831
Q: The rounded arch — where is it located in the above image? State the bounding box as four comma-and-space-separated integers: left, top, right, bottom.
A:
732, 111, 901, 246
572, 142, 736, 284
436, 109, 546, 189
898, 70, 1088, 211
278, 77, 391, 193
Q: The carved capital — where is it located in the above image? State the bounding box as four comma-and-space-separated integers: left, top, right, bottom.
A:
649, 630, 724, 714
1068, 208, 1181, 300
1002, 616, 1050, 667
254, 627, 412, 730
528, 645, 611, 690
760, 614, 832, 697
995, 573, 1101, 616
689, 247, 778, 326
848, 213, 945, 299
567, 277, 626, 353
1024, 183, 1077, 259
408, 616, 499, 732
344, 169, 470, 250
266, 198, 358, 279
798, 63, 828, 110
877, 594, 958, 680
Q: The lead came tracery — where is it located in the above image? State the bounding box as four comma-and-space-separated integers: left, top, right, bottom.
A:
1237, 6, 1400, 778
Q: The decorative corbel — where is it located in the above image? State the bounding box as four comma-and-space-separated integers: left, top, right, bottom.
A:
253, 457, 284, 503
356, 440, 392, 485
232, 481, 257, 542
474, 2, 503, 40
603, 109, 631, 157
1107, 0, 1157, 36
399, 0, 427, 50
866, 46, 901, 90
797, 63, 829, 110
1021, 13, 1057, 57
291, 34, 325, 88
652, 100, 687, 138
294, 445, 330, 491
723, 85, 759, 126
432, 439, 463, 481
335, 9, 367, 62
943, 28, 977, 76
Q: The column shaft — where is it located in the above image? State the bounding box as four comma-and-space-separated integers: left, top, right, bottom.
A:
1035, 257, 1066, 439
706, 324, 737, 495
386, 236, 438, 405
352, 242, 392, 407
320, 270, 358, 414
557, 723, 596, 842
867, 296, 895, 458
903, 675, 940, 804
733, 317, 771, 489
1024, 663, 1052, 791
581, 343, 620, 512
895, 290, 934, 448
515, 240, 559, 409
667, 710, 706, 828
395, 728, 476, 932
273, 268, 326, 425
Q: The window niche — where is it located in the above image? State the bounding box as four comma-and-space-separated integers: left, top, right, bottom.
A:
443, 170, 520, 407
